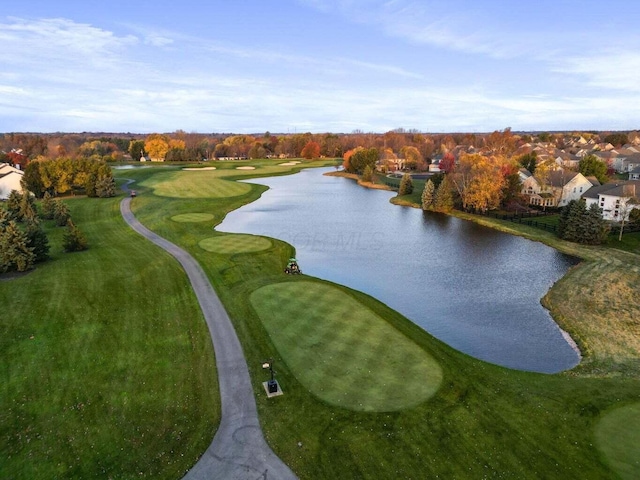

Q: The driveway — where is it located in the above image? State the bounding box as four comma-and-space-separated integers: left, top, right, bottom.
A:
120, 187, 297, 480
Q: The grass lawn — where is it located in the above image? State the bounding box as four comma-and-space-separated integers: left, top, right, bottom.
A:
120, 160, 639, 479
4, 157, 639, 479
199, 233, 272, 254
595, 402, 640, 480
251, 281, 442, 411
171, 213, 215, 223
0, 196, 218, 479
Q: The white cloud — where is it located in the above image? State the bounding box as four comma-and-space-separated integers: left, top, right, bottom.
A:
1, 11, 638, 133
556, 51, 640, 93
144, 34, 173, 47
0, 17, 138, 64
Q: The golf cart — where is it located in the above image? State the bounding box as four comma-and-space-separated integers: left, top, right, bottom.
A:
284, 258, 301, 275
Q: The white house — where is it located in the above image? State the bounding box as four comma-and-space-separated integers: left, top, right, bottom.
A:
583, 181, 640, 221
0, 163, 24, 200
522, 169, 595, 208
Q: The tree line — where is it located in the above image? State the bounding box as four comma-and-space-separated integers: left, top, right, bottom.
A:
1, 192, 86, 274
2, 129, 638, 164
21, 157, 116, 199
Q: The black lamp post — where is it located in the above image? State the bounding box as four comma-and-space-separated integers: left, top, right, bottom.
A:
262, 358, 278, 393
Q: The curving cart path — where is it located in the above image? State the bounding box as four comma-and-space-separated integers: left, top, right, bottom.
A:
120, 186, 297, 480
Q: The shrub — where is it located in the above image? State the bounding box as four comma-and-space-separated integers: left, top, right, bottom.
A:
62, 219, 88, 252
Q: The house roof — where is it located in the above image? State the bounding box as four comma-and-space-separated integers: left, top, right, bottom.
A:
547, 170, 580, 187
586, 176, 601, 186
582, 181, 640, 200
582, 184, 614, 199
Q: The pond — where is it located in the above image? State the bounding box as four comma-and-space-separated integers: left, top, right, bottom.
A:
217, 167, 580, 373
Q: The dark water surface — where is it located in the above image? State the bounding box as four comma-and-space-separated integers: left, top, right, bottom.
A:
218, 167, 580, 373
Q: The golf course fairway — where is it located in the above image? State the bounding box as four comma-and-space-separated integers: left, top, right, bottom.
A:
251, 281, 442, 411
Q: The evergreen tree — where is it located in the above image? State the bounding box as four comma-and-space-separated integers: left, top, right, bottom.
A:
6, 190, 22, 221
54, 200, 71, 227
41, 191, 56, 220
0, 209, 9, 228
21, 161, 45, 198
557, 201, 574, 239
558, 200, 610, 245
63, 219, 88, 252
584, 203, 610, 245
96, 175, 116, 198
434, 175, 454, 212
362, 164, 374, 183
421, 179, 435, 210
0, 219, 35, 273
25, 220, 50, 262
398, 173, 414, 195
19, 192, 38, 223
560, 200, 585, 243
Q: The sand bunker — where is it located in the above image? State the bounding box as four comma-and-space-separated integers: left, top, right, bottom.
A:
236, 166, 256, 170
278, 161, 302, 166
182, 166, 217, 171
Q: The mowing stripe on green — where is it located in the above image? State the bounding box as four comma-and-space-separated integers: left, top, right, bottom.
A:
595, 402, 640, 480
171, 213, 215, 223
141, 171, 251, 198
251, 281, 442, 412
199, 234, 272, 254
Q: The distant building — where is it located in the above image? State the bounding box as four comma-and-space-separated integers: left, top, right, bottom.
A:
0, 163, 24, 200
521, 169, 594, 208
583, 181, 640, 221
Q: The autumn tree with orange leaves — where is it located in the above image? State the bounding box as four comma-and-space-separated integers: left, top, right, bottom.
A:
451, 153, 506, 212
144, 134, 170, 161
301, 141, 321, 159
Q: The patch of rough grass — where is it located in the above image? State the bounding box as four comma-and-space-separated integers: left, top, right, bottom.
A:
171, 213, 214, 222
595, 402, 640, 480
140, 170, 251, 198
199, 234, 272, 254
251, 281, 442, 412
543, 260, 640, 374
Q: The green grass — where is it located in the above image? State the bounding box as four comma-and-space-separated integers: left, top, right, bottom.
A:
595, 402, 640, 480
171, 213, 215, 222
0, 197, 218, 479
120, 162, 640, 479
4, 158, 639, 479
251, 281, 442, 411
199, 234, 272, 254
140, 169, 252, 198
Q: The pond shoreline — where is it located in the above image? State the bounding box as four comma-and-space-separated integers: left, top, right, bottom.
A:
221, 166, 580, 373
323, 168, 586, 366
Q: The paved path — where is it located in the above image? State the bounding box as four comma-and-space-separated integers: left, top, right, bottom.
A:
119, 186, 298, 480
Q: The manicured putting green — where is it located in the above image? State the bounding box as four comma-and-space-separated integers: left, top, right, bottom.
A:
595, 402, 640, 480
199, 234, 272, 254
171, 213, 214, 223
251, 281, 442, 412
141, 171, 251, 198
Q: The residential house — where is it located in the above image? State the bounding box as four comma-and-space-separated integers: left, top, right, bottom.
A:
522, 169, 595, 208
595, 150, 623, 172
554, 152, 580, 169
583, 181, 640, 221
628, 167, 640, 180
0, 163, 24, 200
618, 153, 640, 174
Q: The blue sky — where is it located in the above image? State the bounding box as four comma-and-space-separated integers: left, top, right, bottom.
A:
1, 0, 639, 133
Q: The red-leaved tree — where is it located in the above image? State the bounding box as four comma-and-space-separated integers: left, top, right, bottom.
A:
439, 152, 455, 173
300, 141, 321, 159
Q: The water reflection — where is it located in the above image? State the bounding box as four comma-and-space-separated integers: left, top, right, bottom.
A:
218, 167, 580, 373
